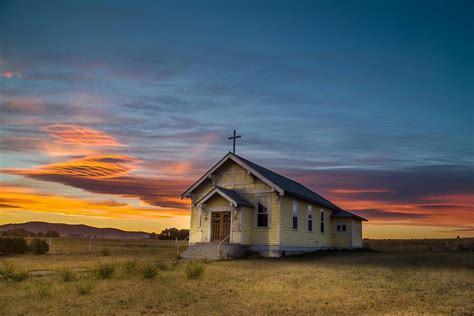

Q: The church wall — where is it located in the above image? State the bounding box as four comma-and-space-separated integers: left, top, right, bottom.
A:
205, 194, 231, 208
248, 192, 280, 246
331, 218, 353, 248
212, 159, 280, 245
189, 205, 202, 244
188, 159, 276, 245
214, 160, 271, 191
189, 179, 213, 244
186, 156, 365, 256
351, 219, 363, 248
191, 178, 213, 202
279, 196, 334, 248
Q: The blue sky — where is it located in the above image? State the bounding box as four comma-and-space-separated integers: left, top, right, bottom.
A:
0, 0, 473, 237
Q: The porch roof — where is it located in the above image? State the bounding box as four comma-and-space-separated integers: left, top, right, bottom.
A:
195, 186, 253, 208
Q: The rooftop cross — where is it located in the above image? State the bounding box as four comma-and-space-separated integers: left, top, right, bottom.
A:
228, 130, 241, 154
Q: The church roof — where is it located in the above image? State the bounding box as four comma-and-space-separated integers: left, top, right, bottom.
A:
195, 186, 253, 208
182, 152, 367, 221
235, 155, 339, 208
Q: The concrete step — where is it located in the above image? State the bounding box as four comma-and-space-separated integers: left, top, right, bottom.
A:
180, 243, 249, 260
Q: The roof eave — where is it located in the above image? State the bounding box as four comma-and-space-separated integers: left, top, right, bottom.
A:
181, 152, 233, 199
194, 186, 252, 208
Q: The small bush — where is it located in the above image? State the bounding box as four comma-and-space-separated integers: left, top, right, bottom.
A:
94, 263, 115, 279
124, 260, 138, 275
76, 282, 93, 295
159, 271, 176, 284
185, 261, 206, 280
30, 238, 49, 255
37, 281, 52, 298
101, 248, 111, 256
0, 237, 29, 256
142, 264, 158, 280
0, 263, 28, 282
60, 269, 75, 282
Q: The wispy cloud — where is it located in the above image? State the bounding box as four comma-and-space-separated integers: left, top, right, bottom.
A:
1, 71, 22, 79
2, 155, 138, 179
43, 124, 126, 147
0, 155, 191, 209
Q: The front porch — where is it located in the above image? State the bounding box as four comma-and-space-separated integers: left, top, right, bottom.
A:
190, 186, 254, 245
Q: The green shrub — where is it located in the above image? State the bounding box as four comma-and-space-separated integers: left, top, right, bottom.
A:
29, 238, 49, 255
94, 263, 115, 279
60, 268, 75, 282
76, 282, 93, 295
101, 248, 111, 256
0, 237, 29, 256
185, 261, 206, 280
0, 263, 28, 282
124, 260, 138, 275
142, 264, 158, 280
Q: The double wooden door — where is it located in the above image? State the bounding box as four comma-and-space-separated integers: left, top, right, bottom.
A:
211, 212, 231, 242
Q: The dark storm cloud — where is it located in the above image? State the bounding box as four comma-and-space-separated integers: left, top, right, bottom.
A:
281, 164, 474, 204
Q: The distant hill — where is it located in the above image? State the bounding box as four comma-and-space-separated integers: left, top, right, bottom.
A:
0, 221, 150, 239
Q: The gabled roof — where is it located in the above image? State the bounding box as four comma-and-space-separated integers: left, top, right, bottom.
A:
181, 152, 284, 198
195, 186, 253, 208
182, 152, 367, 221
234, 154, 342, 211
332, 209, 367, 221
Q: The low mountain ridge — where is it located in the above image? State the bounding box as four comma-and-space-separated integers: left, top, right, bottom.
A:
0, 221, 150, 239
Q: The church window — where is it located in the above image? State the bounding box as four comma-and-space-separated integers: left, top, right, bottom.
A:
292, 200, 298, 229
320, 209, 325, 233
256, 195, 269, 227
307, 205, 313, 232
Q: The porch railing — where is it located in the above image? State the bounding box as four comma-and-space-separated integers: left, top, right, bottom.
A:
176, 229, 200, 256
217, 234, 231, 259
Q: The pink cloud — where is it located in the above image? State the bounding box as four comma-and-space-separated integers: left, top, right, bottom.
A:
42, 124, 126, 147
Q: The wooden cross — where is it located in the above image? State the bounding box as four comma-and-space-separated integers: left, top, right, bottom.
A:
228, 130, 241, 154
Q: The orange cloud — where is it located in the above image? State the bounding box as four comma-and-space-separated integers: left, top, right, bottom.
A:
42, 124, 126, 147
0, 186, 188, 222
335, 196, 474, 230
2, 155, 138, 179
0, 155, 192, 209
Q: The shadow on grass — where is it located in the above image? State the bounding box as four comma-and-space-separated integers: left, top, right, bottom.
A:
256, 249, 474, 270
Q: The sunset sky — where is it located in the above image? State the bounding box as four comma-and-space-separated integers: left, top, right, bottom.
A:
0, 0, 473, 238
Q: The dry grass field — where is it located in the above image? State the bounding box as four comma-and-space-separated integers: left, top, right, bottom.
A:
0, 238, 473, 315
364, 238, 474, 253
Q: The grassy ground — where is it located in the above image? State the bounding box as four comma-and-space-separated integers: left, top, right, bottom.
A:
364, 237, 474, 252
0, 238, 473, 315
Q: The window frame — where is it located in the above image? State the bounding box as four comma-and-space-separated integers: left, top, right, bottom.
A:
292, 200, 298, 230
255, 194, 270, 228
336, 224, 347, 233
320, 209, 325, 233
307, 205, 313, 232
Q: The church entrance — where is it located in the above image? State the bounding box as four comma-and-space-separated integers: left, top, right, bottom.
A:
211, 212, 231, 242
